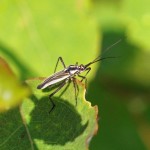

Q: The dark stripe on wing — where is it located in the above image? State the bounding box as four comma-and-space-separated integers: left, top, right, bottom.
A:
37, 70, 69, 89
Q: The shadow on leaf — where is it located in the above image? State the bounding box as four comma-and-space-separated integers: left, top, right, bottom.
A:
29, 95, 88, 145
88, 31, 147, 150
0, 108, 31, 149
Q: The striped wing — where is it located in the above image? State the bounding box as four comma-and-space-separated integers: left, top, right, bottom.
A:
37, 70, 70, 89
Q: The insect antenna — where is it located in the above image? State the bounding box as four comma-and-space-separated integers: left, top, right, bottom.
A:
85, 38, 122, 68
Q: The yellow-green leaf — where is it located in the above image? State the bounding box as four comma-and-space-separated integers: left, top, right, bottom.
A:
0, 57, 30, 112
0, 78, 98, 149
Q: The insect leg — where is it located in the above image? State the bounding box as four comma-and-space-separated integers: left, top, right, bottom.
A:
78, 67, 91, 88
72, 78, 79, 106
48, 80, 68, 113
78, 74, 88, 88
81, 67, 91, 82
54, 57, 66, 73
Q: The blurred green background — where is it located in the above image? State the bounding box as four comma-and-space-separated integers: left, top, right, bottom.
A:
0, 0, 150, 150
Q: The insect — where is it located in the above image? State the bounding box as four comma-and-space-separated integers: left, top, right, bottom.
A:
37, 40, 121, 113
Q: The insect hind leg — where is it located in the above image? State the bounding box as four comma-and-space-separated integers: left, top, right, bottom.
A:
48, 80, 67, 113
48, 96, 55, 114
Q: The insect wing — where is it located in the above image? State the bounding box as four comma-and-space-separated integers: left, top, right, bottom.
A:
37, 70, 70, 89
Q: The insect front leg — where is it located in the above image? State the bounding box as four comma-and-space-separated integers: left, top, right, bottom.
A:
48, 80, 68, 113
54, 57, 66, 73
78, 74, 88, 88
78, 67, 91, 88
81, 67, 91, 82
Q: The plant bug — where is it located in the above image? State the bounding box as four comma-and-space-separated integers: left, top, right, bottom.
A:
37, 39, 121, 113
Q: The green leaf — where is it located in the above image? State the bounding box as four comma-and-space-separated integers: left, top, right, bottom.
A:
0, 0, 98, 79
93, 0, 150, 50
88, 79, 147, 150
88, 32, 149, 150
0, 57, 30, 112
0, 78, 98, 149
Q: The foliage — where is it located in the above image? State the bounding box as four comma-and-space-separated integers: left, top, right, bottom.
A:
0, 0, 98, 149
0, 0, 150, 150
0, 57, 30, 112
0, 79, 98, 149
